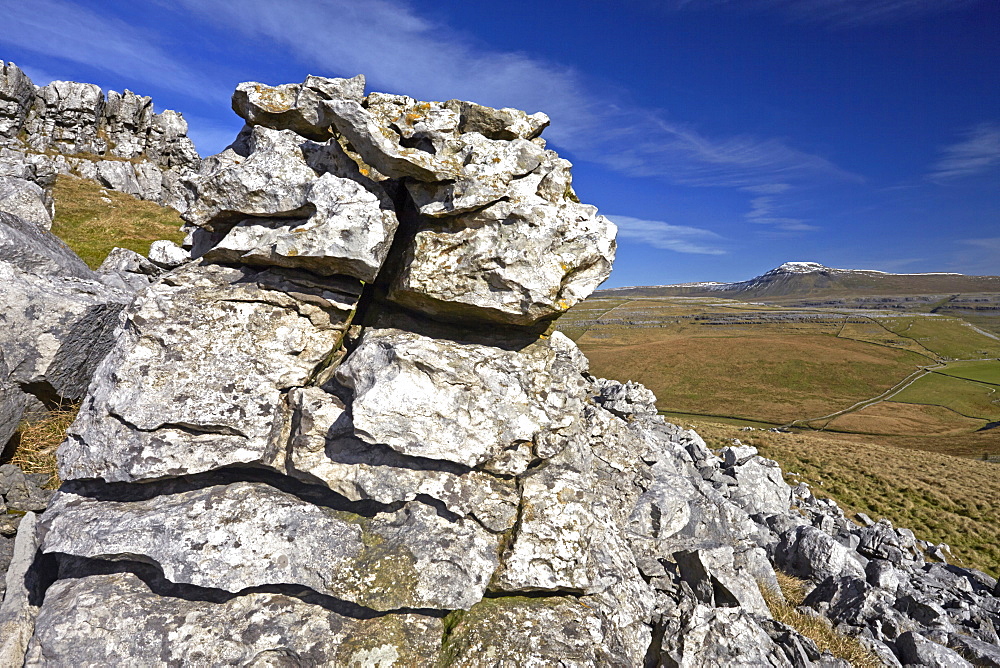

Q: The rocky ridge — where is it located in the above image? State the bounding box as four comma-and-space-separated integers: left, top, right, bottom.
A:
0, 61, 200, 214
0, 73, 996, 667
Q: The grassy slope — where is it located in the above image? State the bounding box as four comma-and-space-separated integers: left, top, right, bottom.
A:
690, 420, 1000, 577
50, 174, 186, 268
577, 325, 928, 424
562, 296, 1000, 443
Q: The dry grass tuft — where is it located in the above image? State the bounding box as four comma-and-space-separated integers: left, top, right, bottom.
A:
51, 174, 186, 269
3, 405, 79, 488
762, 570, 882, 667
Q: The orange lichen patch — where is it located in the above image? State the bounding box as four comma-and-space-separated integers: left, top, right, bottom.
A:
252, 84, 297, 113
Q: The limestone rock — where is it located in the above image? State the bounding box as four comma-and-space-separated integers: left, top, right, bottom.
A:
440, 595, 640, 667
23, 81, 106, 155
92, 160, 142, 196
147, 239, 188, 268
442, 99, 550, 141
491, 437, 642, 596
203, 170, 399, 282
0, 353, 27, 450
404, 134, 547, 217
0, 210, 93, 280
183, 126, 319, 230
388, 196, 616, 327
777, 525, 866, 583
896, 630, 972, 667
59, 262, 359, 483
323, 98, 458, 182
96, 246, 162, 291
657, 605, 794, 668
0, 259, 130, 402
1, 67, 199, 210
286, 385, 519, 532
335, 328, 590, 468
232, 75, 365, 141
593, 378, 657, 419
725, 455, 793, 517
0, 176, 52, 228
0, 62, 34, 140
42, 481, 500, 611
0, 512, 41, 668
26, 570, 443, 666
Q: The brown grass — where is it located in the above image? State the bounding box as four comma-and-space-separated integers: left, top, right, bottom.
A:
761, 571, 882, 667
578, 329, 926, 423
688, 420, 1000, 576
50, 174, 186, 268
822, 401, 986, 435
2, 405, 78, 488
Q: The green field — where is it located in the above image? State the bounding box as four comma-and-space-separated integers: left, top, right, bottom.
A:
881, 316, 1000, 360
934, 360, 1000, 385
560, 294, 1000, 453
894, 372, 1000, 420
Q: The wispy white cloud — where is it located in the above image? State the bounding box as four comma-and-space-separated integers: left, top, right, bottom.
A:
928, 123, 1000, 182
0, 0, 227, 100
742, 184, 818, 231
662, 0, 979, 26
609, 215, 728, 254
169, 0, 855, 189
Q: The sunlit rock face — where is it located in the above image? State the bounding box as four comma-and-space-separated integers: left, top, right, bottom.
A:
8, 72, 997, 668
0, 61, 201, 211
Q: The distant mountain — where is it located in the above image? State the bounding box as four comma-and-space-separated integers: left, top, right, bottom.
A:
598, 262, 1000, 300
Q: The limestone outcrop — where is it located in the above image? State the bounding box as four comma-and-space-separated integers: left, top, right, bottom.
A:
0, 71, 996, 668
0, 61, 200, 211
0, 207, 133, 432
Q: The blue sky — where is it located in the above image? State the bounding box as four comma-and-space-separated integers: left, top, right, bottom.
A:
1, 0, 997, 286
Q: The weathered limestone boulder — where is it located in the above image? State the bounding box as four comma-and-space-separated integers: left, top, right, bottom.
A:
60, 262, 360, 482
232, 75, 366, 141
25, 571, 443, 666
286, 385, 519, 532
335, 328, 590, 468
0, 348, 27, 443
147, 239, 189, 268
95, 246, 163, 291
0, 210, 91, 279
183, 126, 321, 229
203, 171, 398, 281
0, 512, 41, 666
41, 480, 500, 611
777, 525, 867, 583
388, 194, 616, 327
439, 595, 638, 666
0, 214, 131, 402
657, 605, 798, 667
0, 176, 51, 228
